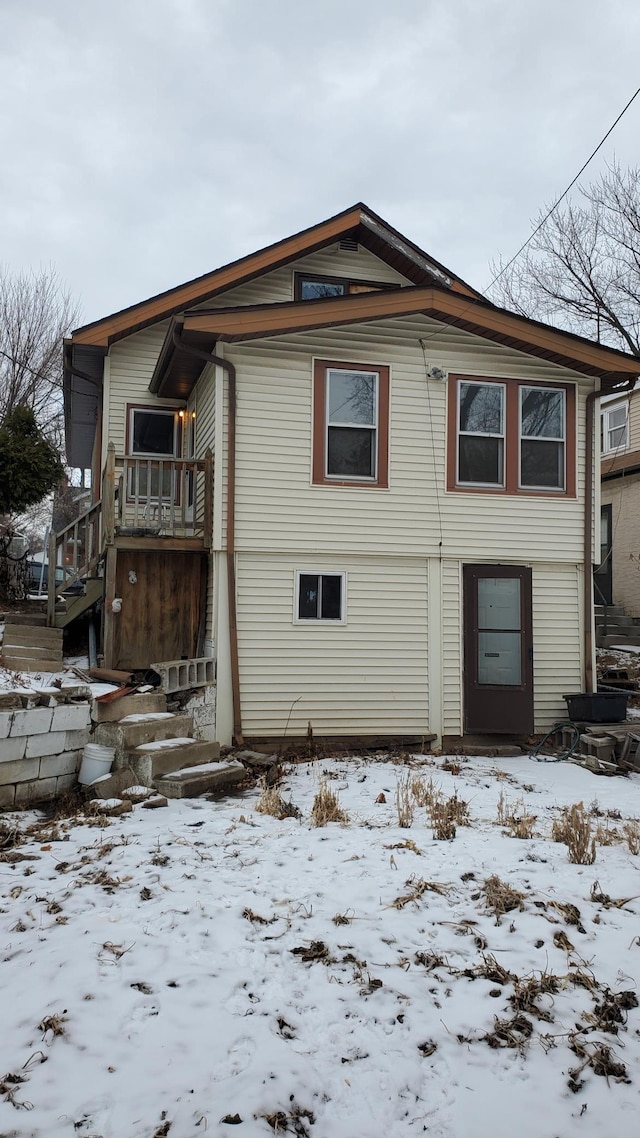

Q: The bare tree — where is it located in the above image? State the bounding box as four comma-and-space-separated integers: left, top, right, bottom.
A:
490, 164, 640, 357
0, 266, 80, 447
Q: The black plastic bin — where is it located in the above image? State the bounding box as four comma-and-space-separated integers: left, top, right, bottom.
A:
563, 690, 629, 723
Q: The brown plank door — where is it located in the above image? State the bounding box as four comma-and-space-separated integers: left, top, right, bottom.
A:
463, 564, 534, 734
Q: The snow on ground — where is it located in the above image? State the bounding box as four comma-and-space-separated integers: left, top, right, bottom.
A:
2, 755, 640, 1138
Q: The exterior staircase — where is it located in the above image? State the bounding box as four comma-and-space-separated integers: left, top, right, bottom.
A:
1, 613, 64, 673
92, 692, 244, 799
596, 604, 640, 649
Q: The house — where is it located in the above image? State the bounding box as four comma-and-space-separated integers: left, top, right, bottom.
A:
599, 385, 640, 624
58, 204, 640, 748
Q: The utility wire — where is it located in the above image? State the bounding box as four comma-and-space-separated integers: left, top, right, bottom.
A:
485, 84, 640, 295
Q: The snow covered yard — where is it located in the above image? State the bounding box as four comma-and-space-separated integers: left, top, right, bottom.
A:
1, 756, 640, 1138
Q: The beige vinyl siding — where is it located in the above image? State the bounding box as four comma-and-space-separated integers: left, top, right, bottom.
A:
442, 559, 463, 735
236, 553, 429, 738
107, 322, 182, 453
194, 364, 215, 455
227, 315, 593, 563
627, 391, 640, 452
532, 563, 583, 730
602, 472, 640, 617
197, 245, 409, 310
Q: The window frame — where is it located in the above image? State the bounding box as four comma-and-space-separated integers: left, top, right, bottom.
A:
294, 570, 347, 625
456, 379, 506, 489
447, 375, 576, 498
126, 404, 182, 459
518, 384, 566, 491
312, 358, 390, 488
294, 271, 395, 302
601, 402, 629, 454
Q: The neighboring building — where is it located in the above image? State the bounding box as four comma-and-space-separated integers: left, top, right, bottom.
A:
599, 386, 640, 615
58, 204, 640, 746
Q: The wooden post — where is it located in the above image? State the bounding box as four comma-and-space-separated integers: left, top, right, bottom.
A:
203, 449, 213, 550
102, 546, 117, 669
103, 443, 116, 546
46, 529, 57, 627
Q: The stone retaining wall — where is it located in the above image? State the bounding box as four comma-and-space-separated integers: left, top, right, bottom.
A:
0, 687, 91, 808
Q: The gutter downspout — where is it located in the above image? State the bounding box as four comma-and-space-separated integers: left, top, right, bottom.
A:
171, 327, 243, 745
584, 378, 635, 693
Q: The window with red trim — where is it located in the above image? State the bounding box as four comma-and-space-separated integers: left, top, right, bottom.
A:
312, 359, 389, 487
447, 376, 575, 496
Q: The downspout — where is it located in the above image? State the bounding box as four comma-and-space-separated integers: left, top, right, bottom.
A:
171, 327, 244, 745
584, 378, 635, 693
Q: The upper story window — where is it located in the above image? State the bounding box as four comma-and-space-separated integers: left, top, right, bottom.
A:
294, 272, 393, 301
448, 376, 575, 497
128, 406, 181, 457
312, 359, 390, 488
601, 402, 628, 453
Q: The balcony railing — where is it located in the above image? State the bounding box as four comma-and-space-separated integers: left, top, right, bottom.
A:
102, 445, 213, 545
46, 445, 213, 625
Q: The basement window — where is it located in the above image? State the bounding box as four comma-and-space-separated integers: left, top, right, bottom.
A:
296, 572, 345, 622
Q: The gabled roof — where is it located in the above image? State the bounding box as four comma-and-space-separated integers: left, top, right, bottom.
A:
70, 203, 480, 347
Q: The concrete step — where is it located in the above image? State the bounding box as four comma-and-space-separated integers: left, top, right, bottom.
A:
3, 612, 47, 626
1, 642, 63, 662
595, 615, 636, 631
92, 691, 167, 723
96, 713, 195, 757
0, 654, 62, 673
595, 604, 626, 617
599, 635, 640, 648
3, 624, 63, 648
157, 760, 246, 799
126, 737, 221, 784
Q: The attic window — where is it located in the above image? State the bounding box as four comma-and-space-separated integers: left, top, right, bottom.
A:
294, 272, 394, 301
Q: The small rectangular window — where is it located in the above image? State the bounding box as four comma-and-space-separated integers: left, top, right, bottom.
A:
313, 359, 389, 488
294, 272, 393, 301
457, 381, 505, 486
296, 572, 345, 621
602, 403, 628, 453
300, 279, 346, 300
519, 386, 565, 490
129, 408, 179, 457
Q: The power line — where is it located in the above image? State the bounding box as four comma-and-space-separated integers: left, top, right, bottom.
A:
486, 84, 640, 295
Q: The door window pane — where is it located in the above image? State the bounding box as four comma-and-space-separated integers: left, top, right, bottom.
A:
477, 577, 520, 630
478, 631, 522, 685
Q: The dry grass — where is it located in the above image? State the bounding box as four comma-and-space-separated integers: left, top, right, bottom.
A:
496, 791, 536, 838
552, 803, 596, 865
429, 792, 468, 840
310, 779, 349, 827
482, 874, 525, 923
410, 775, 439, 810
623, 820, 640, 855
255, 784, 301, 821
395, 771, 414, 828
390, 876, 452, 909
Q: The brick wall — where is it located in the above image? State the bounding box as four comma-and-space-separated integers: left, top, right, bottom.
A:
0, 687, 91, 808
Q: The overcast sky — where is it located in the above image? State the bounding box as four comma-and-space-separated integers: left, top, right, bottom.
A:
1, 0, 639, 327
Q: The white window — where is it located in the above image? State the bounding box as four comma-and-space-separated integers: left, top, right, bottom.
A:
601, 403, 628, 453
129, 407, 180, 457
325, 368, 378, 480
519, 385, 565, 490
295, 572, 345, 622
457, 380, 505, 486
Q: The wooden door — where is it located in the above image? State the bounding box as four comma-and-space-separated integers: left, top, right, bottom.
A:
463, 564, 534, 734
113, 551, 207, 671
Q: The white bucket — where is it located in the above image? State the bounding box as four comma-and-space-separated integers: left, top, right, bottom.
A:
79, 743, 115, 785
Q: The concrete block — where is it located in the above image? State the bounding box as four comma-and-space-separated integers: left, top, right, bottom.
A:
85, 766, 136, 799
0, 784, 16, 808
16, 777, 57, 804
92, 692, 167, 723
65, 728, 91, 750
9, 707, 53, 737
0, 756, 39, 785
0, 711, 12, 739
56, 773, 78, 793
0, 736, 27, 763
51, 703, 91, 732
39, 751, 82, 779
25, 731, 68, 759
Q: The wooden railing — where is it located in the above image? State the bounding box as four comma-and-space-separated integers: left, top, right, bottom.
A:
47, 499, 103, 625
103, 446, 213, 545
